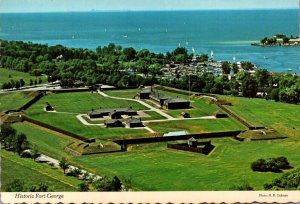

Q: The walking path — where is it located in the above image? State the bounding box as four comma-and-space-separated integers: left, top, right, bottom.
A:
38, 154, 102, 180
98, 90, 174, 120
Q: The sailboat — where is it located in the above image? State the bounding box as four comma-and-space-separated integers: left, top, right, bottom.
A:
211, 50, 214, 60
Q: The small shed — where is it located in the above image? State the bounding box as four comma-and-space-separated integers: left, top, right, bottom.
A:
139, 89, 152, 99
44, 102, 54, 111
104, 119, 124, 128
213, 110, 228, 118
188, 137, 198, 147
123, 116, 143, 128
164, 97, 190, 109
181, 112, 190, 118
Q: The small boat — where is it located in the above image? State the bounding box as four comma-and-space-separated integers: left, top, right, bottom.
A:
288, 68, 292, 71
123, 35, 128, 38
264, 56, 268, 59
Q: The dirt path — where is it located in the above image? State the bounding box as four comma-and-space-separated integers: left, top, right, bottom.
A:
98, 90, 174, 120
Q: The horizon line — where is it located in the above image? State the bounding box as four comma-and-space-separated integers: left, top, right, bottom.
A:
0, 7, 298, 14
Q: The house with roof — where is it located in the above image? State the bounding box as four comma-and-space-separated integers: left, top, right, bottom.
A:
88, 107, 137, 119
139, 89, 152, 99
123, 116, 143, 128
104, 119, 124, 128
164, 96, 190, 109
213, 110, 228, 118
44, 102, 54, 111
188, 137, 198, 147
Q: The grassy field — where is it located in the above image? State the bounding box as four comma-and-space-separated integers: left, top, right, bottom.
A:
105, 89, 140, 98
0, 91, 36, 112
0, 68, 47, 88
220, 96, 300, 137
25, 92, 151, 139
73, 136, 300, 191
1, 151, 80, 192
28, 92, 147, 114
12, 122, 76, 160
148, 118, 246, 134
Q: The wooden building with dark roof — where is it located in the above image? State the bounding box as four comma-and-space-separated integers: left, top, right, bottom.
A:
139, 89, 152, 99
88, 107, 137, 119
213, 110, 228, 118
164, 97, 190, 109
104, 119, 124, 128
123, 116, 143, 128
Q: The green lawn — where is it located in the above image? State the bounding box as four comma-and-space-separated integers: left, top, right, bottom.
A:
12, 122, 75, 160
164, 98, 219, 118
27, 92, 147, 114
0, 68, 46, 88
73, 137, 300, 191
25, 112, 149, 139
220, 96, 300, 137
1, 151, 80, 192
148, 118, 246, 134
0, 91, 35, 112
25, 92, 155, 139
105, 89, 139, 99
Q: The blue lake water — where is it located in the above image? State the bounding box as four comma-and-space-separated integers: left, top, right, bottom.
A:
0, 10, 299, 72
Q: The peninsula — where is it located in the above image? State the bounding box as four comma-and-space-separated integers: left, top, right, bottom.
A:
251, 34, 300, 46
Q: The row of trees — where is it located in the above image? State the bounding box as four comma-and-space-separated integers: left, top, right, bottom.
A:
1, 78, 43, 89
0, 124, 30, 155
1, 40, 299, 104
160, 69, 299, 103
5, 179, 49, 192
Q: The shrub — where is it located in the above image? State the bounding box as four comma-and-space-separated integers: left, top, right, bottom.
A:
67, 167, 82, 177
264, 168, 300, 190
78, 182, 89, 192
251, 157, 291, 173
229, 182, 254, 191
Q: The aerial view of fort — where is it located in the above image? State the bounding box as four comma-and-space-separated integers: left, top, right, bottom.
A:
0, 0, 299, 202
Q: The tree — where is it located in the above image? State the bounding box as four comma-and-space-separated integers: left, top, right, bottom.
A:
32, 145, 40, 161
59, 157, 70, 174
29, 183, 49, 192
92, 176, 122, 191
221, 61, 231, 74
29, 79, 33, 86
264, 168, 300, 190
5, 179, 26, 192
19, 78, 25, 87
232, 63, 239, 74
240, 73, 258, 98
15, 80, 21, 89
14, 133, 30, 155
78, 182, 89, 192
38, 78, 42, 84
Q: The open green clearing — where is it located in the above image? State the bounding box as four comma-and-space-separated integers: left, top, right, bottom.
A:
0, 92, 35, 112
28, 92, 147, 114
148, 118, 246, 134
73, 137, 300, 191
0, 68, 46, 88
12, 122, 75, 160
220, 96, 300, 137
1, 151, 79, 192
25, 92, 150, 139
105, 89, 139, 99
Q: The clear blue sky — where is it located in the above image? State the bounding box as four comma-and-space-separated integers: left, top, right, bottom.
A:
0, 0, 298, 13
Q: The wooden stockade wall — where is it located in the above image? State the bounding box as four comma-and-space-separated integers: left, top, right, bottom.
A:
167, 141, 215, 155
114, 131, 242, 145
23, 116, 93, 143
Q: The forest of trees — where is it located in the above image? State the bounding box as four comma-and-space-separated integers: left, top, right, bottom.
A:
1, 40, 299, 104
